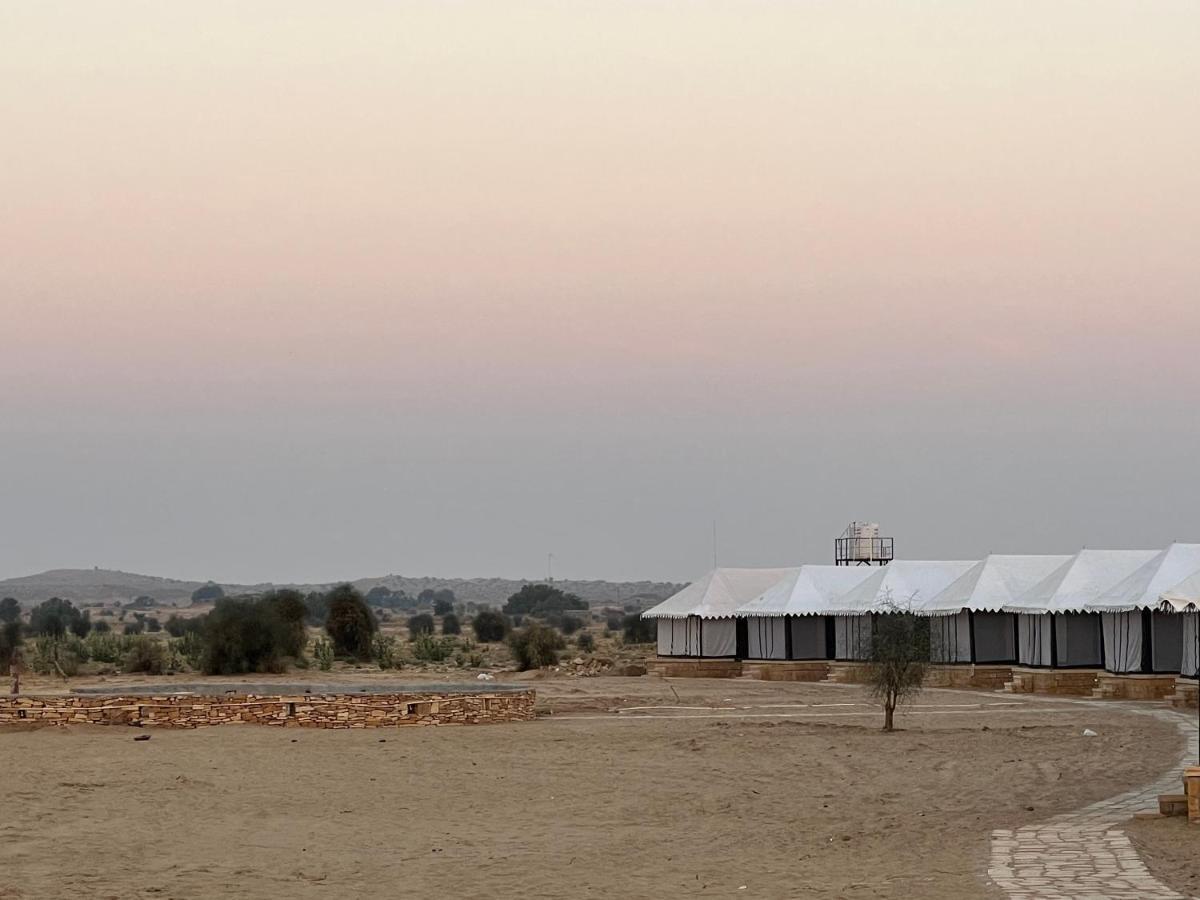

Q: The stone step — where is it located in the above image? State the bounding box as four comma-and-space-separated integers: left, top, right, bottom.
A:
1158, 793, 1188, 817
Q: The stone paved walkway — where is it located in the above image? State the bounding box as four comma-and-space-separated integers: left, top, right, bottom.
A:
988, 708, 1197, 900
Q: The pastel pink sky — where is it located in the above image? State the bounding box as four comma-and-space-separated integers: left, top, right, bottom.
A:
2, 2, 1198, 583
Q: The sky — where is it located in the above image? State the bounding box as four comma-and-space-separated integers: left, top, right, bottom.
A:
2, 1, 1199, 584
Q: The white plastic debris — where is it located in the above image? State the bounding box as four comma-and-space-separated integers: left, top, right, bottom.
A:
1082, 728, 1098, 736
476, 673, 496, 681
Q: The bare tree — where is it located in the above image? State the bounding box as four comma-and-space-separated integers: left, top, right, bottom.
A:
864, 595, 930, 732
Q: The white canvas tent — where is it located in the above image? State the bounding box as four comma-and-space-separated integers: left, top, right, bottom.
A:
825, 560, 977, 660
736, 565, 878, 660
642, 567, 796, 658
1160, 569, 1200, 678
1085, 544, 1200, 673
918, 555, 1071, 664
1005, 550, 1159, 668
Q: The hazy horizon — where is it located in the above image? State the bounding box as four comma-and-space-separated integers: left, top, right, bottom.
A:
3, 2, 1198, 584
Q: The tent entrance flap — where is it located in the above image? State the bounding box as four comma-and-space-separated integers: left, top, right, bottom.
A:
1018, 614, 1053, 666
790, 616, 827, 660
1055, 613, 1103, 667
1151, 612, 1183, 674
700, 618, 737, 658
656, 617, 703, 657
972, 612, 1016, 663
834, 615, 872, 661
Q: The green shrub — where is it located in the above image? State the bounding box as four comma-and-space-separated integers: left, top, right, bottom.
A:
472, 610, 509, 643
407, 613, 435, 638
324, 584, 376, 660
313, 638, 335, 672
411, 634, 454, 662
28, 638, 81, 677
29, 598, 87, 639
441, 613, 461, 636
0, 621, 22, 672
576, 632, 595, 652
372, 634, 401, 670
124, 620, 145, 636
622, 613, 656, 644
122, 637, 167, 675
502, 584, 586, 617
560, 616, 581, 636
509, 622, 565, 671
92, 619, 112, 635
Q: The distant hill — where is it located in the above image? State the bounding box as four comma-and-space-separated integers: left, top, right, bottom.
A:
0, 568, 685, 610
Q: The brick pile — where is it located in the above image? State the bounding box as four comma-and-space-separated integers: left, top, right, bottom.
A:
0, 689, 536, 729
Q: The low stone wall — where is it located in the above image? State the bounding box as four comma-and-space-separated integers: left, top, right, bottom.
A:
741, 661, 831, 682
1092, 673, 1179, 701
1003, 667, 1101, 696
646, 658, 743, 678
0, 689, 536, 729
826, 662, 1013, 690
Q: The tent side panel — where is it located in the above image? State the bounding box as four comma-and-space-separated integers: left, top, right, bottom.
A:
790, 616, 826, 660
1101, 612, 1142, 673
746, 616, 787, 660
834, 615, 872, 661
1183, 614, 1199, 678
973, 612, 1015, 663
931, 612, 971, 663
700, 619, 737, 657
1018, 614, 1052, 666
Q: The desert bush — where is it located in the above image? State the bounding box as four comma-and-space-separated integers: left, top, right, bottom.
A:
411, 634, 455, 662
508, 622, 565, 671
473, 610, 509, 642
576, 632, 595, 652
122, 637, 168, 675
124, 620, 145, 636
174, 631, 204, 669
313, 638, 335, 671
559, 616, 581, 636
190, 582, 225, 604
85, 630, 126, 663
432, 596, 455, 616
28, 638, 81, 677
622, 613, 656, 644
441, 613, 461, 636
372, 634, 401, 670
407, 613, 435, 638
324, 584, 377, 660
201, 594, 308, 675
91, 619, 112, 635
145, 616, 162, 633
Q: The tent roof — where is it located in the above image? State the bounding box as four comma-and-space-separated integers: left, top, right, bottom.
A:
1004, 549, 1159, 613
641, 567, 797, 619
825, 560, 978, 615
736, 565, 880, 617
1084, 544, 1200, 612
1159, 568, 1200, 612
918, 555, 1074, 616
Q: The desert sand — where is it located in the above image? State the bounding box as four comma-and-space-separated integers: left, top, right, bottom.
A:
0, 677, 1187, 899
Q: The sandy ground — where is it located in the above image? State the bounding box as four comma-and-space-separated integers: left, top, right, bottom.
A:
1127, 815, 1200, 898
0, 676, 1188, 899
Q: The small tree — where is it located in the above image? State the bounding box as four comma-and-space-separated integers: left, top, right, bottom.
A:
433, 596, 455, 617
441, 613, 461, 636
407, 613, 435, 638
0, 597, 20, 625
865, 599, 930, 732
29, 598, 85, 639
191, 582, 225, 604
502, 584, 586, 617
622, 613, 656, 644
324, 584, 376, 660
472, 610, 509, 643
